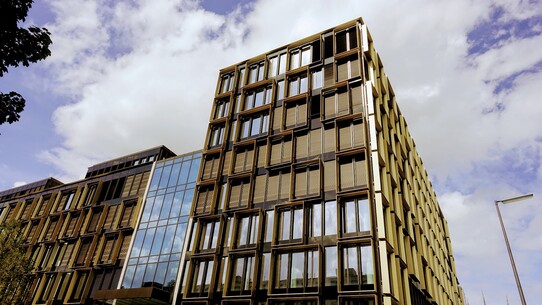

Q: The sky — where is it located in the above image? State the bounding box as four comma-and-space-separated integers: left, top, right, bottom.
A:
0, 0, 541, 304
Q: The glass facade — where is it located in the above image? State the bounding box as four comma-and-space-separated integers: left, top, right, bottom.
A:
0, 146, 176, 305
121, 151, 201, 291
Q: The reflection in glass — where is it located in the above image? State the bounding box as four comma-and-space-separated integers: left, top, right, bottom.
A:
325, 247, 338, 286
311, 203, 322, 237
260, 253, 270, 289
291, 252, 303, 288
324, 201, 337, 235
292, 208, 302, 239
265, 210, 274, 242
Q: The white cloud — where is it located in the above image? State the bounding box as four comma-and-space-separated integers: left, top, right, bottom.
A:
29, 0, 542, 304
12, 181, 27, 188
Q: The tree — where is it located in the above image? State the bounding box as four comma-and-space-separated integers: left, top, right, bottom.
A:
0, 0, 52, 125
0, 221, 33, 305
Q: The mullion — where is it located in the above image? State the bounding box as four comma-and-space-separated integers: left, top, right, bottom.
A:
356, 246, 362, 289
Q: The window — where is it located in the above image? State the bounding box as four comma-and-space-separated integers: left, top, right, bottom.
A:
295, 129, 323, 160
219, 71, 234, 94
99, 235, 118, 264
244, 85, 272, 110
57, 191, 76, 211
191, 259, 214, 295
68, 272, 89, 302
118, 232, 132, 260
277, 205, 303, 243
239, 112, 269, 140
312, 68, 323, 90
58, 242, 75, 268
119, 202, 136, 228
75, 239, 92, 266
274, 250, 319, 291
43, 217, 58, 241
290, 45, 311, 70
350, 82, 363, 114
214, 97, 230, 119
122, 172, 149, 197
276, 80, 285, 101
54, 272, 72, 301
195, 184, 215, 215
64, 213, 79, 237
324, 200, 337, 235
38, 244, 54, 270
238, 66, 246, 88
103, 205, 119, 230
208, 124, 225, 148
323, 87, 349, 119
325, 246, 338, 286
341, 198, 370, 235
19, 199, 33, 220
201, 153, 221, 181
269, 135, 292, 166
288, 74, 308, 97
264, 210, 274, 243
341, 245, 374, 289
253, 170, 290, 204
36, 196, 51, 216
233, 145, 255, 174
323, 64, 334, 88
293, 164, 321, 199
26, 221, 39, 242
268, 52, 287, 77
86, 208, 103, 233
83, 184, 97, 206
337, 55, 360, 82
228, 177, 251, 210
197, 220, 220, 251
309, 203, 322, 237
337, 118, 365, 151
336, 26, 358, 54
260, 252, 271, 289
229, 256, 255, 293
338, 154, 367, 191
234, 213, 260, 248
248, 61, 265, 84
284, 100, 307, 129
38, 274, 56, 303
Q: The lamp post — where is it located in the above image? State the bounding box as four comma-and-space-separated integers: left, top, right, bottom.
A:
495, 193, 534, 305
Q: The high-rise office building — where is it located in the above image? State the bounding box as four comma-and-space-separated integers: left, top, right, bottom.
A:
178, 18, 464, 305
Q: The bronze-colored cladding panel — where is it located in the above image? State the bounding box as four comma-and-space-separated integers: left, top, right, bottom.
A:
180, 17, 463, 305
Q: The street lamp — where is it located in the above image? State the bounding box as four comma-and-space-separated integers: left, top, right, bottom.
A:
495, 193, 534, 305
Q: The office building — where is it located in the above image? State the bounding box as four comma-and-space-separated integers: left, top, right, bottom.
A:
178, 17, 464, 305
0, 146, 201, 305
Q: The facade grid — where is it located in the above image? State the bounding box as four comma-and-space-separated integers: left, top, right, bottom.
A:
177, 18, 464, 305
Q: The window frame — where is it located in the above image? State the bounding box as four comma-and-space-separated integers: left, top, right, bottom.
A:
232, 210, 261, 250
218, 71, 235, 94
274, 203, 304, 245
271, 247, 320, 293
339, 243, 375, 292
339, 196, 371, 238
238, 112, 270, 141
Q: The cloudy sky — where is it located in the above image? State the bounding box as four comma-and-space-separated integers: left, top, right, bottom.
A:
1, 0, 541, 303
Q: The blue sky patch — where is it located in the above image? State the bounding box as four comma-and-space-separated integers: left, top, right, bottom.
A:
467, 6, 542, 56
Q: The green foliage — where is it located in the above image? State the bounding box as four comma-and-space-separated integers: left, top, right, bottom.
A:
0, 0, 52, 126
0, 221, 33, 305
